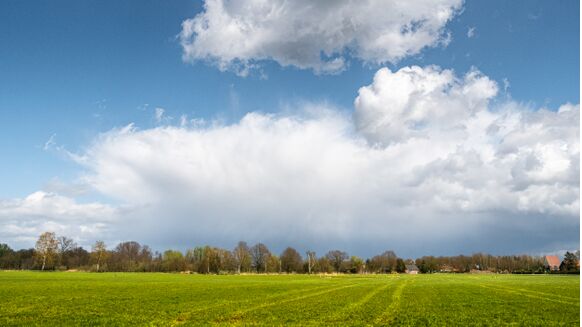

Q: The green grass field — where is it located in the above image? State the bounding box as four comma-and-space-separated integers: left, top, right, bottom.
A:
0, 272, 578, 326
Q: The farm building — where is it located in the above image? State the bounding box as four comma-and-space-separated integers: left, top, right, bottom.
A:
406, 264, 419, 274
544, 255, 561, 271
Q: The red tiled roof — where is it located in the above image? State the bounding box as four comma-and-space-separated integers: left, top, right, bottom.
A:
545, 255, 560, 267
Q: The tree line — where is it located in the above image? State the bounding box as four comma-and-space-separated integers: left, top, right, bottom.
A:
0, 232, 579, 274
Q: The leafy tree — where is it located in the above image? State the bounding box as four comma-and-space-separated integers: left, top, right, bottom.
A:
35, 232, 58, 270
395, 258, 406, 273
0, 243, 12, 257
348, 256, 364, 274
0, 243, 15, 269
560, 251, 579, 273
416, 256, 439, 273
162, 250, 185, 272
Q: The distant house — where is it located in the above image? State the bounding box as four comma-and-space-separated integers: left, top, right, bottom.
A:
544, 255, 561, 271
406, 264, 419, 274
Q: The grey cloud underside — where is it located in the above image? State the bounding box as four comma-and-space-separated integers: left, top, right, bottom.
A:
1, 67, 578, 256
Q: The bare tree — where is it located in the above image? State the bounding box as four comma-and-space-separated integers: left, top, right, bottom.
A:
114, 241, 142, 271
57, 236, 77, 268
91, 241, 108, 272
250, 243, 270, 273
185, 247, 204, 272
280, 247, 303, 273
326, 250, 348, 273
305, 251, 316, 274
369, 250, 398, 273
233, 241, 251, 274
35, 232, 58, 271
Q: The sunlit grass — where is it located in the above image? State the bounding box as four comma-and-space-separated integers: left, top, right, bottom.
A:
0, 272, 578, 326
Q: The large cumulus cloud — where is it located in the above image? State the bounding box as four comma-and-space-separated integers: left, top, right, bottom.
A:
180, 0, 463, 75
2, 66, 578, 256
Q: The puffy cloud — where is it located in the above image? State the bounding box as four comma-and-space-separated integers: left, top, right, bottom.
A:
354, 65, 498, 144
354, 66, 579, 218
180, 0, 463, 75
0, 192, 119, 249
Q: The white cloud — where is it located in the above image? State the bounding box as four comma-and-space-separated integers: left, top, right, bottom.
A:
4, 66, 578, 256
354, 66, 579, 219
53, 67, 576, 255
0, 191, 119, 249
467, 26, 476, 38
180, 0, 463, 75
354, 65, 498, 144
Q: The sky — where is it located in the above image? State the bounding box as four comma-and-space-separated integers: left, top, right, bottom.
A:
0, 0, 579, 258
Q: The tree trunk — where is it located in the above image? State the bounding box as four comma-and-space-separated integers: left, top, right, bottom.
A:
41, 255, 46, 271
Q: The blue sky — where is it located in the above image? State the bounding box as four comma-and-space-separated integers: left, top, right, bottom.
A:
0, 0, 579, 256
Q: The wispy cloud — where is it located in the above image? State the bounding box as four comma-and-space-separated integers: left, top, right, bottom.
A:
154, 107, 173, 124
528, 12, 541, 20
155, 107, 165, 123
503, 78, 510, 93
43, 133, 57, 151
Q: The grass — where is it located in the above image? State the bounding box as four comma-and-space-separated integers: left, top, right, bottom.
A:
0, 271, 578, 326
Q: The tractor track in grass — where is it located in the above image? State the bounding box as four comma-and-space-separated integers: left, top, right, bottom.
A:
215, 283, 360, 325
477, 283, 580, 306
486, 284, 579, 302
462, 276, 579, 305
374, 278, 411, 325
325, 280, 395, 323
170, 283, 333, 326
